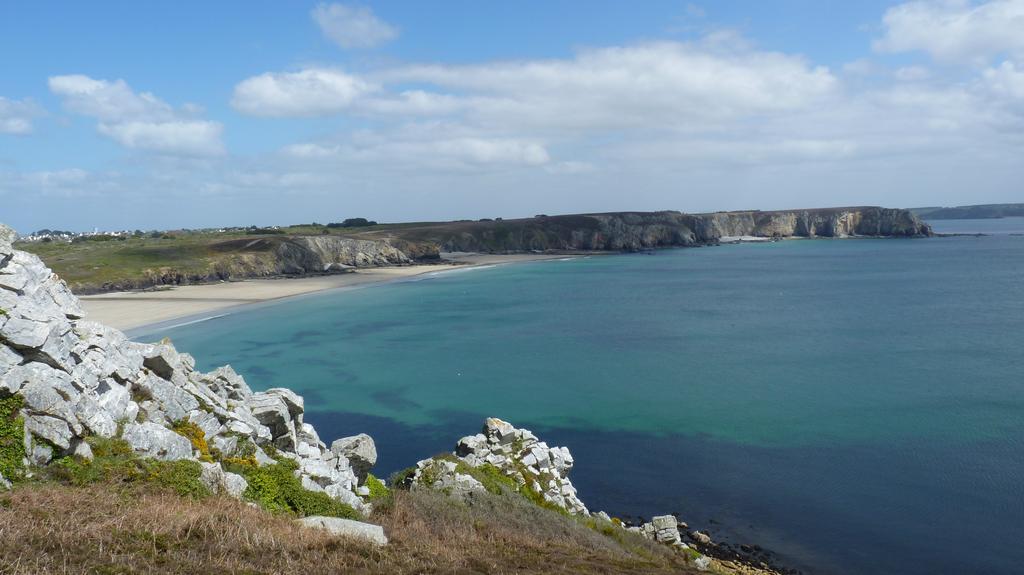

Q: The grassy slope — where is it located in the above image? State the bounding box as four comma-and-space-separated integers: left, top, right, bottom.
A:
0, 483, 705, 575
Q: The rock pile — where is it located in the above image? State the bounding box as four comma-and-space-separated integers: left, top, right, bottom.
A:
0, 224, 372, 513
411, 417, 588, 515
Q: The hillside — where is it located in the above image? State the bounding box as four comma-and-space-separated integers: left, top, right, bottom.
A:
911, 203, 1024, 220
18, 207, 931, 294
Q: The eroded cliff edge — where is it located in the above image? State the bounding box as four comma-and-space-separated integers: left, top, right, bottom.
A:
396, 206, 932, 253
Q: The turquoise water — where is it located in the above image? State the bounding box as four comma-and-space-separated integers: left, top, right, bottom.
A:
142, 227, 1024, 574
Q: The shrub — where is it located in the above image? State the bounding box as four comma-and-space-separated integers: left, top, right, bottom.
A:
171, 420, 213, 463
0, 395, 26, 479
237, 459, 360, 519
364, 473, 389, 501
47, 443, 210, 499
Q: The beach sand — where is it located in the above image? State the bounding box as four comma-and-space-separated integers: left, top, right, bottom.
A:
80, 253, 573, 332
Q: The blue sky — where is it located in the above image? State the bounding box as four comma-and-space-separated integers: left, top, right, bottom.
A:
1, 1, 1022, 232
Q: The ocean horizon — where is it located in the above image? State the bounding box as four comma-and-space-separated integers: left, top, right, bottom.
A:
141, 219, 1024, 575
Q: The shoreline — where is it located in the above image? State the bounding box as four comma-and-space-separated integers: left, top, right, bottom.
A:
79, 253, 577, 336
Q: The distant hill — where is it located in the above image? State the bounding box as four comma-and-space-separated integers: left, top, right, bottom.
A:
912, 203, 1024, 220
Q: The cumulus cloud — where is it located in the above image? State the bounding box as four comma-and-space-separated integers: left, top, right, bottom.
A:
231, 68, 376, 117
312, 3, 397, 49
382, 41, 837, 131
875, 0, 1024, 63
48, 75, 223, 156
0, 97, 42, 135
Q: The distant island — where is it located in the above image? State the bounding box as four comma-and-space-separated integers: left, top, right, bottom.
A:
911, 203, 1024, 220
18, 206, 931, 294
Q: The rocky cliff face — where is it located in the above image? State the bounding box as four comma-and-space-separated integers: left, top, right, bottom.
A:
423, 207, 931, 253
0, 223, 375, 511
275, 236, 418, 272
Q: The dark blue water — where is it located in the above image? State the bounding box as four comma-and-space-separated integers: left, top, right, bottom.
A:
141, 226, 1024, 574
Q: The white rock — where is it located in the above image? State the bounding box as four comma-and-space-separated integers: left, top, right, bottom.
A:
23, 413, 73, 450
199, 461, 249, 498
122, 422, 193, 461
296, 516, 387, 546
330, 434, 377, 481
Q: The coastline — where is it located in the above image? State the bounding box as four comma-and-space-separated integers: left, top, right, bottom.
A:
81, 252, 575, 335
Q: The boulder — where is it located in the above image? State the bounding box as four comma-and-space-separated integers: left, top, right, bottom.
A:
330, 434, 377, 482
122, 422, 193, 461
652, 515, 683, 545
689, 530, 712, 545
23, 413, 74, 451
199, 462, 249, 498
296, 516, 388, 546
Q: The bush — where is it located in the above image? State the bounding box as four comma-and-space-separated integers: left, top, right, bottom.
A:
0, 395, 26, 480
172, 420, 213, 463
364, 473, 389, 501
238, 459, 360, 519
46, 440, 210, 499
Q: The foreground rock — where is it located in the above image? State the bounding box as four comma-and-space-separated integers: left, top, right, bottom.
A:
0, 223, 373, 514
297, 516, 388, 546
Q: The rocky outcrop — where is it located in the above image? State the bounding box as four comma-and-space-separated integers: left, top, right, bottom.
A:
0, 223, 376, 515
410, 418, 794, 573
410, 417, 588, 515
399, 207, 931, 253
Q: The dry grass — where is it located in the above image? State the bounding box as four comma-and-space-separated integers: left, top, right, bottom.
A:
0, 484, 701, 575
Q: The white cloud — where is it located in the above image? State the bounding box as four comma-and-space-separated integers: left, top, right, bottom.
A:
232, 68, 376, 117
285, 131, 550, 169
382, 41, 837, 131
0, 97, 41, 135
48, 75, 223, 156
312, 3, 397, 49
984, 60, 1024, 98
874, 0, 1024, 63
98, 121, 224, 156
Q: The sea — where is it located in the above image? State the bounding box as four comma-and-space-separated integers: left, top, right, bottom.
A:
137, 217, 1024, 575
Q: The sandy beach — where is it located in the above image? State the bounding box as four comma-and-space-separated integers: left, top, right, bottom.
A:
80, 253, 575, 333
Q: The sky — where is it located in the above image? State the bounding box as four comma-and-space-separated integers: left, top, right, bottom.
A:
1, 1, 1022, 232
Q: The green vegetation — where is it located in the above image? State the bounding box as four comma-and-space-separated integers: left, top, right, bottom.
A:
172, 420, 213, 463
364, 473, 389, 501
0, 395, 26, 480
232, 458, 360, 519
46, 437, 210, 498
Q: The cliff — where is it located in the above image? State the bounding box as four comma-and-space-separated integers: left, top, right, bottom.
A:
20, 234, 439, 294
378, 206, 932, 253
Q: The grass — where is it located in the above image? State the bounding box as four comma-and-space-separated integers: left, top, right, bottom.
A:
0, 395, 26, 480
0, 482, 707, 575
